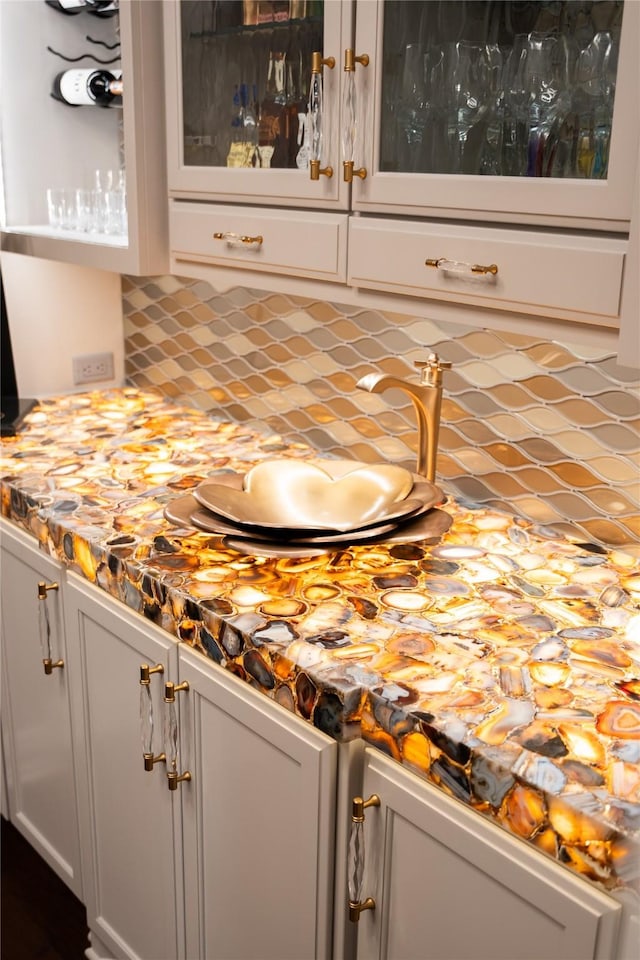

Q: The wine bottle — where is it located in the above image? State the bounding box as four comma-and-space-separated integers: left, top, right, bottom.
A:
45, 0, 119, 17
51, 68, 123, 107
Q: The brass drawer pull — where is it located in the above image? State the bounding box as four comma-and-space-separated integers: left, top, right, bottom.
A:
425, 257, 498, 276
213, 231, 263, 247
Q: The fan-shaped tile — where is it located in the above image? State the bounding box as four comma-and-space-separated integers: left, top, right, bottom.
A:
518, 437, 564, 463
524, 343, 579, 370
591, 391, 640, 419
484, 443, 531, 468
452, 390, 505, 417
555, 366, 617, 395
517, 407, 574, 433
546, 461, 602, 488
589, 423, 640, 452
457, 330, 507, 358
520, 376, 575, 401
491, 383, 537, 409
544, 430, 604, 459
488, 414, 537, 440
453, 420, 500, 443
587, 487, 639, 516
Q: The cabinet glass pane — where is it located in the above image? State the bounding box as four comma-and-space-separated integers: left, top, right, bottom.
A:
380, 0, 624, 179
180, 0, 324, 169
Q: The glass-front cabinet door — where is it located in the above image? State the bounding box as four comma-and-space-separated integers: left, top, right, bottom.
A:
164, 0, 352, 209
352, 0, 639, 228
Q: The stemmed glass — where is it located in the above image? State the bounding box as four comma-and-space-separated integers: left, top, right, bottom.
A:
446, 40, 502, 175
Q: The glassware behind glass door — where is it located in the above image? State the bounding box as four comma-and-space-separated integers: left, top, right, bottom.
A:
180, 0, 324, 169
380, 0, 624, 179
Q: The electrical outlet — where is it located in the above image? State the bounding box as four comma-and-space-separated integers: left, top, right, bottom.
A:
72, 352, 115, 385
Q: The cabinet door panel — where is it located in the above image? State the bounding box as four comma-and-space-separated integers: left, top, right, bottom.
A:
164, 0, 351, 210
66, 575, 183, 960
179, 647, 337, 960
0, 521, 82, 896
352, 1, 639, 227
356, 748, 620, 960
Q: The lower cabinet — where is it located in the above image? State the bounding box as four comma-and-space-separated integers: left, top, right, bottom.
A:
178, 644, 337, 960
65, 571, 338, 960
1, 523, 631, 960
0, 520, 82, 897
65, 573, 184, 960
352, 747, 622, 960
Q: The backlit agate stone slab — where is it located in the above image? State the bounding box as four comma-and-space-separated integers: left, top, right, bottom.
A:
1, 389, 639, 893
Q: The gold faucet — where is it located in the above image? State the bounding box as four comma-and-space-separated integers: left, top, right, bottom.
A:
356, 354, 452, 482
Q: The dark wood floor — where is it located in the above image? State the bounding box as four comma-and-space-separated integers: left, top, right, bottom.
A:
1, 816, 89, 960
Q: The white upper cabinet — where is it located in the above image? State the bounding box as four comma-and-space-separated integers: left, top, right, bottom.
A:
351, 0, 639, 230
0, 0, 168, 274
164, 0, 352, 210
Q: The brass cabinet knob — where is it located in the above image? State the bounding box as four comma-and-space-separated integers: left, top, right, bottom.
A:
309, 160, 333, 180
37, 580, 59, 599
343, 160, 367, 182
43, 657, 64, 675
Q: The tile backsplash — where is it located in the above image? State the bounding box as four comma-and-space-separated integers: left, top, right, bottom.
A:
122, 275, 639, 550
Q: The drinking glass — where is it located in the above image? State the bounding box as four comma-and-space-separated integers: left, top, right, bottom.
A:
396, 44, 428, 173
104, 189, 127, 236
446, 40, 502, 175
46, 188, 65, 229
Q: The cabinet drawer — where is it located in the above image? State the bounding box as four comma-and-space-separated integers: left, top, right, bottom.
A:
170, 201, 348, 282
348, 218, 627, 322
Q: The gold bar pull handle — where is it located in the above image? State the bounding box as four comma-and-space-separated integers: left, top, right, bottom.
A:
213, 232, 263, 247
425, 257, 498, 277
348, 793, 380, 922
342, 50, 369, 182
37, 581, 63, 675
163, 681, 191, 791
140, 663, 166, 772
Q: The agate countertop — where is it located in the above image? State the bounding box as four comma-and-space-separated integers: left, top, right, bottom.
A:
1, 388, 639, 894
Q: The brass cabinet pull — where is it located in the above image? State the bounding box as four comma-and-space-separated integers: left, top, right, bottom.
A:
213, 232, 263, 246
425, 257, 499, 277
342, 50, 369, 183
163, 680, 189, 703
37, 581, 63, 675
309, 161, 333, 180
343, 160, 367, 182
43, 657, 64, 675
167, 770, 192, 791
348, 793, 380, 922
140, 663, 165, 772
344, 50, 370, 72
37, 581, 59, 599
311, 51, 335, 74
163, 680, 191, 791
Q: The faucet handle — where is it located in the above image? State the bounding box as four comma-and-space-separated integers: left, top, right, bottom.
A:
414, 353, 451, 386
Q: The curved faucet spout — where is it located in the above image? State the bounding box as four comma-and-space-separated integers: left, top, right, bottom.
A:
356, 356, 451, 482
